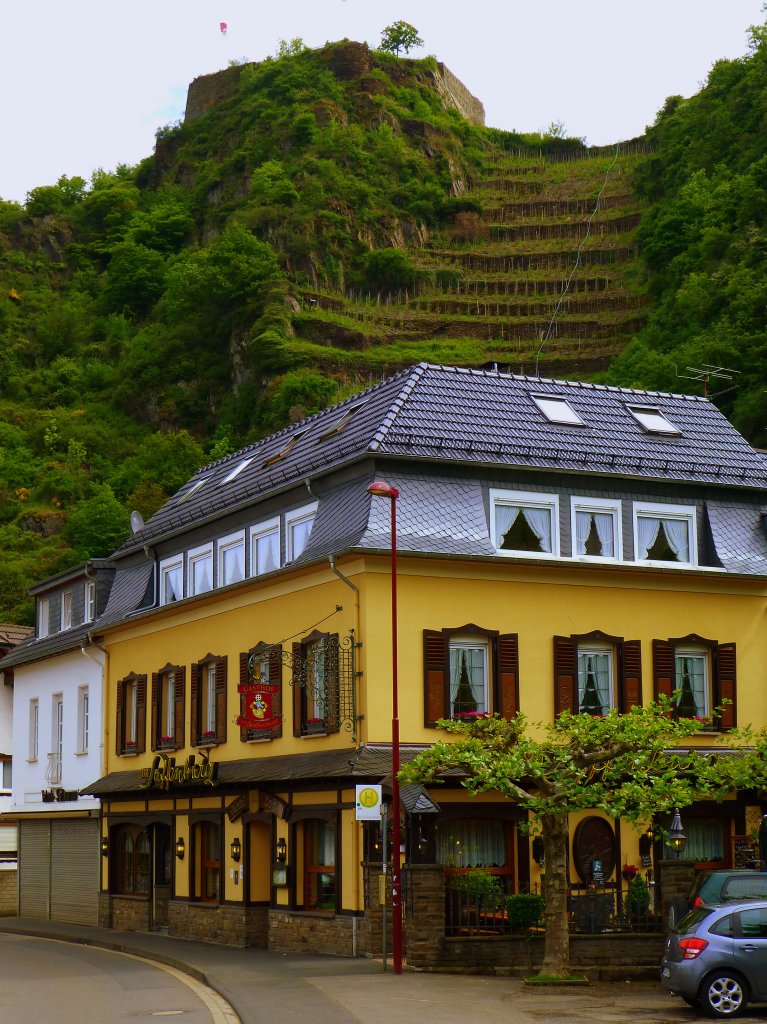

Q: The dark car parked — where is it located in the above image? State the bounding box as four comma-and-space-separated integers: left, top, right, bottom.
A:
661, 900, 767, 1017
668, 870, 767, 926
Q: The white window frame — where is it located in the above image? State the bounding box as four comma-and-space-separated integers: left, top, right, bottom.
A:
159, 555, 184, 605
125, 679, 138, 747
577, 643, 615, 716
61, 590, 73, 630
28, 699, 39, 762
448, 637, 489, 719
203, 664, 217, 735
217, 530, 246, 588
38, 598, 50, 639
188, 543, 214, 596
632, 502, 697, 567
84, 580, 96, 623
52, 693, 63, 767
674, 647, 710, 719
627, 404, 680, 435
489, 489, 560, 558
249, 517, 281, 577
570, 497, 622, 562
285, 502, 318, 562
77, 686, 89, 754
531, 394, 585, 426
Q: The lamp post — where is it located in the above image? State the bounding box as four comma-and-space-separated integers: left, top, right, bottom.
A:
667, 808, 687, 859
367, 479, 403, 975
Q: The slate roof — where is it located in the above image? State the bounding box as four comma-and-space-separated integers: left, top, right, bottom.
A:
117, 364, 767, 555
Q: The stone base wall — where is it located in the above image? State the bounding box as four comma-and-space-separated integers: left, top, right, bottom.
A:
110, 895, 151, 932
656, 859, 696, 923
429, 934, 663, 974
169, 901, 260, 947
0, 868, 17, 916
268, 910, 360, 956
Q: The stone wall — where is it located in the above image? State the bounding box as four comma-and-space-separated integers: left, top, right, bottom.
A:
110, 895, 151, 932
656, 859, 696, 923
0, 867, 17, 915
169, 901, 259, 947
268, 909, 359, 956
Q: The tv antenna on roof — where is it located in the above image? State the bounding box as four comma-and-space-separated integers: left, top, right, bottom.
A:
676, 364, 740, 398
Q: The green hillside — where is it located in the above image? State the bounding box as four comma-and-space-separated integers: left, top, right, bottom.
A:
0, 30, 765, 621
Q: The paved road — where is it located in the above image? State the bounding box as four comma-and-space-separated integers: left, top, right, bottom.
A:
0, 934, 237, 1024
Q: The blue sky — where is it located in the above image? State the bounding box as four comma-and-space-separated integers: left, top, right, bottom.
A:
2, 0, 765, 203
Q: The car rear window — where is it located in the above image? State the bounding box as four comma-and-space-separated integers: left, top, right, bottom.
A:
723, 876, 767, 900
709, 913, 735, 937
672, 907, 711, 934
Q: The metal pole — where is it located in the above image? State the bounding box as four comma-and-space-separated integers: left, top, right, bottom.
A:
390, 494, 403, 975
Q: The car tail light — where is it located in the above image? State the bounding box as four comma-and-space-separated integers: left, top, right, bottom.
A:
692, 896, 705, 908
679, 937, 708, 960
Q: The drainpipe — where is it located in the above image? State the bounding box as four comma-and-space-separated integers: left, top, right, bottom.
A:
81, 633, 108, 779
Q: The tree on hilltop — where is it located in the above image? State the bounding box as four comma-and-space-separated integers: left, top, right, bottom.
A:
379, 21, 424, 56
400, 701, 767, 978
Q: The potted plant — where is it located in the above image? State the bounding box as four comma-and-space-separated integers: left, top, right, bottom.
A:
621, 863, 638, 881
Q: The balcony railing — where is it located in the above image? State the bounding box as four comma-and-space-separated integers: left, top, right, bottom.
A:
45, 752, 62, 786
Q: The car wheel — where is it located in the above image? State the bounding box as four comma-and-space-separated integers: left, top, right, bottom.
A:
668, 897, 689, 928
700, 972, 748, 1018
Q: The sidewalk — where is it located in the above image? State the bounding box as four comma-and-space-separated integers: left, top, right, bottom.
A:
0, 917, 678, 1024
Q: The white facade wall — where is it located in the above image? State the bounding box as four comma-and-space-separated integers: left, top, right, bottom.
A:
0, 679, 13, 818
10, 646, 104, 816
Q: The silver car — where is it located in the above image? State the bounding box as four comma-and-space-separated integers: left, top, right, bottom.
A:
661, 900, 767, 1017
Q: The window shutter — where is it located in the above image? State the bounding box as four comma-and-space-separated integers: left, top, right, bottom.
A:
115, 680, 123, 755
619, 640, 642, 712
553, 636, 577, 715
423, 630, 449, 727
496, 633, 519, 719
269, 645, 283, 739
150, 672, 160, 751
652, 640, 674, 715
292, 642, 304, 736
714, 643, 737, 731
136, 675, 147, 753
174, 667, 186, 746
239, 653, 249, 741
215, 657, 227, 742
190, 663, 200, 743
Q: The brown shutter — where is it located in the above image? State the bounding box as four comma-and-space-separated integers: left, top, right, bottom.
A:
619, 640, 642, 712
150, 672, 160, 751
324, 635, 340, 734
292, 642, 304, 736
652, 640, 674, 715
174, 667, 186, 746
190, 663, 200, 743
215, 657, 227, 742
715, 643, 737, 731
115, 679, 123, 755
496, 633, 519, 719
136, 675, 147, 753
423, 630, 449, 727
239, 653, 249, 741
553, 636, 577, 715
270, 645, 283, 739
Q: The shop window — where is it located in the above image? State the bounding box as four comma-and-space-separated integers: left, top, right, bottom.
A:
423, 626, 519, 727
191, 654, 227, 745
554, 632, 642, 715
151, 664, 185, 750
115, 826, 151, 895
304, 819, 336, 911
116, 673, 147, 755
653, 635, 736, 730
292, 632, 339, 736
193, 821, 220, 903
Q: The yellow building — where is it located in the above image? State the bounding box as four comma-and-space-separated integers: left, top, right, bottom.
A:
10, 363, 767, 951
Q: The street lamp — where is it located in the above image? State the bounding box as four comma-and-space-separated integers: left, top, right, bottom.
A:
667, 808, 686, 859
367, 478, 403, 976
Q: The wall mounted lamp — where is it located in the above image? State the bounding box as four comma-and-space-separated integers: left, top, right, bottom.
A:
276, 837, 287, 864
230, 837, 241, 862
175, 836, 185, 860
100, 836, 109, 857
667, 808, 687, 858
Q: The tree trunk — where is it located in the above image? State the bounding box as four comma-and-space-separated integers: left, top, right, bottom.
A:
539, 811, 571, 977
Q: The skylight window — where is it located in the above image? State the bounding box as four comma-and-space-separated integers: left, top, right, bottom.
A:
627, 405, 681, 436
222, 457, 253, 484
531, 395, 585, 426
318, 403, 365, 442
178, 478, 208, 503
263, 431, 306, 468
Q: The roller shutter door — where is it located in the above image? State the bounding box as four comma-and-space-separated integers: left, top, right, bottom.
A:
50, 820, 99, 925
19, 820, 50, 919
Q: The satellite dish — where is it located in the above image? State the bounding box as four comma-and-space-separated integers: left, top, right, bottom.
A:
130, 510, 145, 534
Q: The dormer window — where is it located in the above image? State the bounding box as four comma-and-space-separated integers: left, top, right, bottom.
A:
285, 502, 318, 562
61, 591, 73, 630
531, 394, 585, 426
490, 489, 559, 557
627, 405, 680, 436
38, 598, 50, 639
633, 502, 696, 566
160, 555, 183, 604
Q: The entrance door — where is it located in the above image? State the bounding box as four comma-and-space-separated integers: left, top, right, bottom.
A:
151, 823, 171, 930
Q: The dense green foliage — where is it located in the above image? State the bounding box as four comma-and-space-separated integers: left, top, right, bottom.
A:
604, 21, 767, 443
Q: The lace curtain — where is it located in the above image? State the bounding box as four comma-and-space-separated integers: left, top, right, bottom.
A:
449, 646, 486, 715
575, 511, 614, 557
495, 503, 552, 552
436, 819, 506, 867
577, 651, 611, 714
